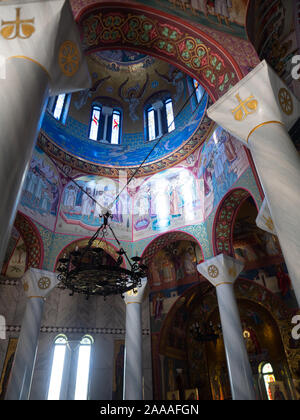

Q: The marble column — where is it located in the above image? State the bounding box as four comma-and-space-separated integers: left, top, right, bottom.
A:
197, 254, 256, 400
207, 60, 300, 307
5, 268, 59, 400
123, 278, 148, 400
152, 101, 164, 137
0, 0, 91, 270
101, 106, 113, 143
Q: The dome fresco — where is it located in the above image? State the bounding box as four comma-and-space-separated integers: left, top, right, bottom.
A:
41, 52, 209, 169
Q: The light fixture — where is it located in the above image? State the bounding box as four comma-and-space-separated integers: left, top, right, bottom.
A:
57, 212, 147, 299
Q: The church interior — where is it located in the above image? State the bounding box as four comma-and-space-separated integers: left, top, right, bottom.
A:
0, 0, 300, 401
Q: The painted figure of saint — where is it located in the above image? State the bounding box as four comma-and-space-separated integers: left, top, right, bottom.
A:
214, 0, 232, 25
81, 188, 94, 221
191, 0, 208, 16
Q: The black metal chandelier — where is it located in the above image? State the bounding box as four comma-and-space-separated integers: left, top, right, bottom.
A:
57, 212, 147, 299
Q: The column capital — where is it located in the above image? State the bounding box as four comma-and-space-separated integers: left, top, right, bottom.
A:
207, 60, 300, 147
101, 106, 114, 116
197, 254, 244, 287
0, 0, 91, 95
123, 277, 148, 305
22, 268, 60, 299
152, 100, 164, 111
256, 198, 277, 236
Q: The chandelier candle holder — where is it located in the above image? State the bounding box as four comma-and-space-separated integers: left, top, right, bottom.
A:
57, 212, 147, 299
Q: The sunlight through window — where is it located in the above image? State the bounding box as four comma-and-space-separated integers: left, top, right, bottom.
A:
47, 335, 67, 400
74, 336, 93, 400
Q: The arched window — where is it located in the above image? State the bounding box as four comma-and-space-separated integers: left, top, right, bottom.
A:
47, 334, 93, 400
260, 362, 276, 400
47, 335, 68, 400
89, 104, 122, 144
74, 335, 93, 400
48, 93, 71, 123
145, 96, 175, 141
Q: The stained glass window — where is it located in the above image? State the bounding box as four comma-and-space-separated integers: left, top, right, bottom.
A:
261, 362, 276, 400
74, 336, 93, 400
89, 106, 101, 141
47, 335, 67, 400
165, 98, 175, 132
111, 111, 121, 145
148, 107, 156, 141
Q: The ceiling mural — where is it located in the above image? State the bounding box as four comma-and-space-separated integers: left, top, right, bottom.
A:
18, 147, 61, 232
246, 0, 300, 98
71, 0, 250, 40
40, 89, 210, 175
55, 175, 132, 241
78, 4, 242, 101
132, 167, 204, 241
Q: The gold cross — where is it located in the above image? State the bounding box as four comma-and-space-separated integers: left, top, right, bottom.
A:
263, 215, 274, 232
231, 93, 258, 121
1, 7, 35, 40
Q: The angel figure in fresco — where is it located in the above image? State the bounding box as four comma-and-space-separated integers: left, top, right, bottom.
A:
118, 74, 149, 121
74, 76, 111, 110
154, 66, 185, 102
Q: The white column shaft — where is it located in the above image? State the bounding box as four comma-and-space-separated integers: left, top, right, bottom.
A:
0, 58, 49, 268
5, 297, 44, 400
249, 123, 300, 305
123, 302, 143, 400
157, 108, 163, 137
216, 283, 256, 400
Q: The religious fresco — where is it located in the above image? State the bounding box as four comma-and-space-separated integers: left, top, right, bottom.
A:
56, 175, 132, 240
42, 84, 208, 169
231, 197, 298, 309
148, 240, 202, 292
132, 168, 204, 241
71, 0, 249, 39
18, 148, 60, 231
247, 0, 299, 96
195, 126, 249, 217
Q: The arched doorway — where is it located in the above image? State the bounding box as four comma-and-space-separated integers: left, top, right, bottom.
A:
157, 278, 297, 400
141, 230, 204, 400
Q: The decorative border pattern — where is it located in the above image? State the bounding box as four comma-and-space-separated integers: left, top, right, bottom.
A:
5, 325, 150, 335
78, 4, 242, 101
14, 212, 44, 269
212, 188, 251, 257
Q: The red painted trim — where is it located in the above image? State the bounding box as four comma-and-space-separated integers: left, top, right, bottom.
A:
16, 211, 44, 269
211, 187, 258, 257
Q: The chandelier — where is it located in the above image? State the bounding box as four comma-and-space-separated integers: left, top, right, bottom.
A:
57, 212, 147, 299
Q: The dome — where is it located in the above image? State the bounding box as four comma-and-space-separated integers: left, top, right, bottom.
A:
40, 48, 211, 177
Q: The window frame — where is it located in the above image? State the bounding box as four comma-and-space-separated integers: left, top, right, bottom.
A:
89, 103, 122, 145
145, 94, 175, 142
